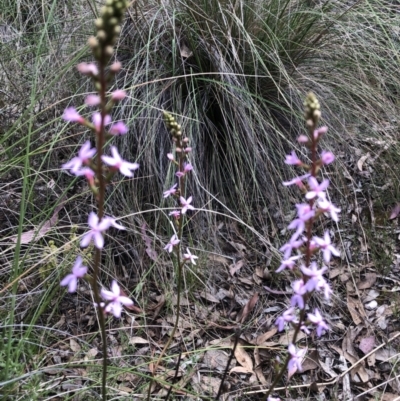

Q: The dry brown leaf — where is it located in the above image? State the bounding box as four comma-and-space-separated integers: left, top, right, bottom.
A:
278, 329, 307, 345
234, 342, 253, 373
357, 153, 370, 171
11, 200, 65, 244
254, 347, 268, 385
236, 292, 259, 323
198, 291, 220, 303
347, 295, 365, 325
253, 327, 278, 345
129, 337, 149, 345
180, 44, 193, 58
70, 339, 81, 353
229, 259, 244, 276
301, 349, 320, 372
203, 349, 231, 371
357, 273, 377, 290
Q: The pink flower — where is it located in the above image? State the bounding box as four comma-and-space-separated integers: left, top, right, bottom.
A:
92, 112, 111, 132
183, 248, 199, 265
291, 279, 307, 309
184, 147, 192, 153
283, 173, 310, 188
63, 107, 85, 124
76, 62, 98, 76
62, 140, 96, 173
318, 198, 341, 222
307, 309, 329, 337
301, 263, 332, 299
313, 231, 340, 263
75, 167, 95, 185
164, 234, 180, 253
276, 255, 301, 273
169, 210, 181, 219
111, 90, 126, 101
101, 146, 139, 177
163, 183, 178, 198
288, 344, 307, 377
313, 126, 328, 140
176, 162, 193, 177
109, 121, 128, 136
321, 151, 335, 165
280, 236, 304, 259
81, 212, 125, 249
288, 204, 315, 238
297, 135, 308, 143
60, 256, 87, 293
275, 307, 297, 331
306, 177, 329, 200
285, 151, 302, 166
167, 153, 174, 161
85, 95, 101, 106
180, 196, 194, 214
101, 280, 133, 318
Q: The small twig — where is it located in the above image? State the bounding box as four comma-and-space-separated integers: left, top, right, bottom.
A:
215, 329, 241, 400
164, 351, 182, 401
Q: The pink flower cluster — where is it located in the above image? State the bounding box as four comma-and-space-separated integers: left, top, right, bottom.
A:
162, 114, 198, 264
272, 126, 340, 377
60, 62, 136, 318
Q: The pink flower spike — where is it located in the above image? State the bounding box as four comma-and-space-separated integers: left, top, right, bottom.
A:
81, 212, 123, 249
101, 280, 133, 318
321, 151, 335, 165
276, 255, 301, 273
180, 196, 194, 214
92, 112, 111, 132
164, 234, 180, 253
318, 198, 341, 222
306, 177, 329, 200
183, 248, 199, 265
307, 309, 329, 337
62, 140, 96, 173
60, 256, 87, 293
288, 344, 307, 377
109, 121, 128, 136
76, 62, 98, 76
285, 151, 302, 166
63, 107, 85, 124
313, 231, 340, 263
283, 173, 310, 187
111, 89, 126, 101
85, 94, 101, 106
163, 183, 178, 198
101, 146, 139, 177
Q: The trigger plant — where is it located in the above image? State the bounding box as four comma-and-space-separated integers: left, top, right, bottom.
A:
264, 93, 340, 401
59, 1, 135, 400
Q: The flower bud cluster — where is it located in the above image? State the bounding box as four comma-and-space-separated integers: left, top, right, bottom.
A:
272, 93, 340, 379
90, 0, 129, 61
